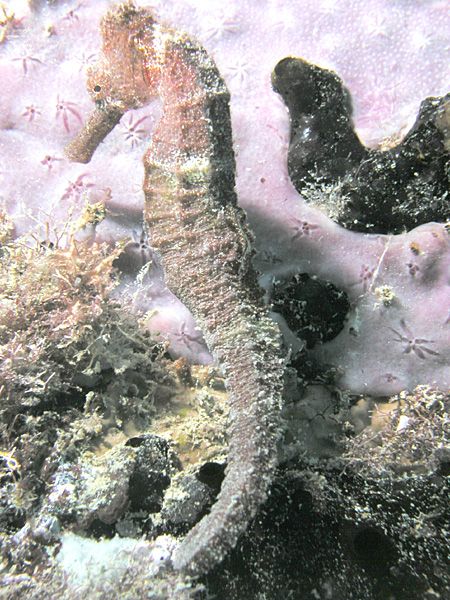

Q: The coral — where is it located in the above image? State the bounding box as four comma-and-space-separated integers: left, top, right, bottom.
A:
1, 532, 199, 599
66, 2, 284, 576
0, 209, 14, 245
0, 237, 121, 412
0, 231, 173, 525
263, 218, 450, 396
55, 533, 194, 599
1, 0, 448, 364
126, 434, 181, 514
266, 56, 449, 397
271, 273, 350, 349
204, 458, 449, 600
198, 384, 449, 599
0, 3, 23, 44
161, 467, 218, 533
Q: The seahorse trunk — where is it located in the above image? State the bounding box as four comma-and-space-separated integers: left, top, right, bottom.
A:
143, 40, 284, 574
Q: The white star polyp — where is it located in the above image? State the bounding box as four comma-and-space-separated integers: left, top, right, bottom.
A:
224, 54, 251, 87
361, 12, 390, 38
200, 9, 241, 42
317, 0, 340, 16
409, 28, 433, 51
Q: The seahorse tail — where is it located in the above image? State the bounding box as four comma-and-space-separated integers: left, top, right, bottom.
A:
172, 307, 284, 575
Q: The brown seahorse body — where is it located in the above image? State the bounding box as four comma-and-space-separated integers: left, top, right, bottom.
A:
65, 2, 284, 575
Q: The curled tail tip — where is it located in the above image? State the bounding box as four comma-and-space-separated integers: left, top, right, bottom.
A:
170, 465, 277, 576
171, 543, 218, 576
170, 508, 235, 575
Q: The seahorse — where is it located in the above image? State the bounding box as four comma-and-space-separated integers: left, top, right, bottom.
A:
65, 2, 284, 576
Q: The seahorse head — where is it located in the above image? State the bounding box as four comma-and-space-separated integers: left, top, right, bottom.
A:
89, 1, 161, 111
65, 2, 162, 163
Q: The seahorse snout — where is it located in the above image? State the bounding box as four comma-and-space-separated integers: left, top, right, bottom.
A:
64, 104, 124, 163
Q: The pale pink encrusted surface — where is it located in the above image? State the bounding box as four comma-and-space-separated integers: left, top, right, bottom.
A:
1, 0, 449, 394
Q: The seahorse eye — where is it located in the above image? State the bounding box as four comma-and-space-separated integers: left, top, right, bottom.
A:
93, 85, 101, 93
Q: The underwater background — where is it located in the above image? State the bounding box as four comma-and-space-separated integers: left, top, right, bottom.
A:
0, 1, 449, 598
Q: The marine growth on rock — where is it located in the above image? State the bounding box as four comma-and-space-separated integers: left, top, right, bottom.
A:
272, 56, 450, 233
